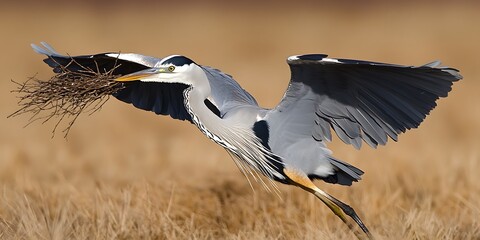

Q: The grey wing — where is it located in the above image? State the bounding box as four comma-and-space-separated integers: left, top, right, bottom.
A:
201, 66, 259, 117
32, 42, 160, 73
32, 42, 192, 121
267, 54, 462, 149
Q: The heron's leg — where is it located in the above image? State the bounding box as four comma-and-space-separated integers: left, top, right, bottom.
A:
283, 168, 373, 240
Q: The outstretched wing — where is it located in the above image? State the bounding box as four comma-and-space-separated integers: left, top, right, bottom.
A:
31, 42, 159, 74
267, 54, 462, 149
32, 42, 192, 121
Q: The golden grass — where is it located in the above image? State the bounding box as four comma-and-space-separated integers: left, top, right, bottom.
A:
1, 2, 479, 239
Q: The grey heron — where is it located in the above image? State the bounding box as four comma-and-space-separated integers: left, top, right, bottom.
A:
31, 42, 462, 239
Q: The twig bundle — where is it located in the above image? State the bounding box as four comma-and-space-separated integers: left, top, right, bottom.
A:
9, 59, 125, 137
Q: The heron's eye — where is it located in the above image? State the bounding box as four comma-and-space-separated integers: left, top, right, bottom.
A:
168, 66, 175, 72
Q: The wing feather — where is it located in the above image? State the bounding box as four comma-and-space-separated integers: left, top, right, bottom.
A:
268, 54, 462, 149
32, 43, 192, 121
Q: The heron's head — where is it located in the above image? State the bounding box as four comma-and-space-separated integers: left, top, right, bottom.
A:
115, 55, 205, 85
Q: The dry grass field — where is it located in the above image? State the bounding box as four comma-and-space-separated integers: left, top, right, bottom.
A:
1, 2, 479, 239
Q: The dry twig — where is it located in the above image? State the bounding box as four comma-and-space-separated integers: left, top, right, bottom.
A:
8, 58, 125, 137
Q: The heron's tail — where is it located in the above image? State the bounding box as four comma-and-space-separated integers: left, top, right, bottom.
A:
312, 157, 364, 186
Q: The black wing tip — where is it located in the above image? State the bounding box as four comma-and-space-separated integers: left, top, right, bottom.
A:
291, 54, 329, 61
419, 60, 463, 82
31, 42, 54, 56
443, 68, 463, 82
289, 55, 464, 79
287, 54, 328, 63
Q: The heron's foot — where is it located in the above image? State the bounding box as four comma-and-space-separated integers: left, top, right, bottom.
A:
323, 192, 374, 240
283, 168, 373, 240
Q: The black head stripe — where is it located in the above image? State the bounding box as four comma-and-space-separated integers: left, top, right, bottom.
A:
162, 56, 196, 66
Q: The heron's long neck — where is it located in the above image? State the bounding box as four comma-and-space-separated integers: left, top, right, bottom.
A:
184, 83, 234, 149
184, 80, 284, 181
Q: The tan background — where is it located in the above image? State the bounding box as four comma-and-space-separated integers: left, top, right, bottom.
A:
1, 1, 479, 239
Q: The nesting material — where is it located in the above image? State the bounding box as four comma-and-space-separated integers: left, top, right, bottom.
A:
9, 59, 125, 137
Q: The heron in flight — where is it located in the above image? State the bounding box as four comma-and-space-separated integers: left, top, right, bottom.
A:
31, 42, 461, 239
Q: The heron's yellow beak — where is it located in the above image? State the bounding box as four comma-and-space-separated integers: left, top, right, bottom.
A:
115, 68, 159, 82
115, 74, 150, 82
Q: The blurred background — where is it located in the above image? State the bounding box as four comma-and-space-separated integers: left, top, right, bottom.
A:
1, 1, 479, 239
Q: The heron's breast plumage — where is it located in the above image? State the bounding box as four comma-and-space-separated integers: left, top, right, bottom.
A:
183, 86, 234, 150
